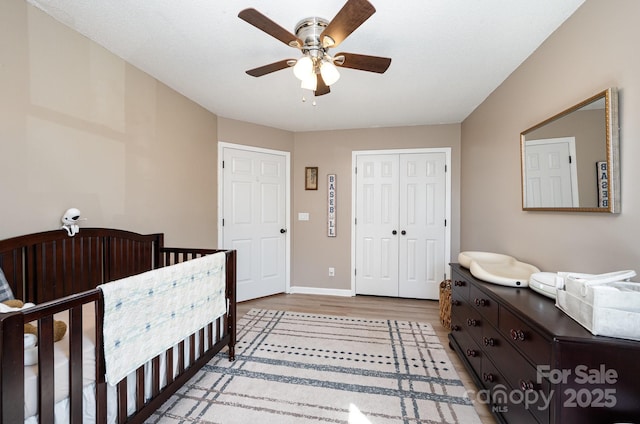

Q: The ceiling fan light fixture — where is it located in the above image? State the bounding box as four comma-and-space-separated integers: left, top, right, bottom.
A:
320, 60, 340, 86
301, 73, 318, 91
293, 56, 314, 81
239, 1, 391, 96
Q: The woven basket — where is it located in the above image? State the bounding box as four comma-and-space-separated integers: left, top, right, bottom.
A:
439, 279, 452, 330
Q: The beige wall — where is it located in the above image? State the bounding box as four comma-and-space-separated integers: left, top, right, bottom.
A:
0, 0, 219, 247
218, 117, 295, 153
292, 125, 461, 291
461, 0, 640, 272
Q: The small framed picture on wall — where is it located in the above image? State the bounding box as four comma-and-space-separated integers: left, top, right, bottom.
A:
305, 167, 318, 190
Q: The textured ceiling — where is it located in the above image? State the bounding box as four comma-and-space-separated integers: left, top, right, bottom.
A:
26, 0, 585, 132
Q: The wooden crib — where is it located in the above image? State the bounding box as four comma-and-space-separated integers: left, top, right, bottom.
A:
0, 228, 236, 423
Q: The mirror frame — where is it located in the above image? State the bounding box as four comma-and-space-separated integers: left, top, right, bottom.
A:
520, 87, 619, 213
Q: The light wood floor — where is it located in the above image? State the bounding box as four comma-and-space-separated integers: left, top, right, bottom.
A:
238, 293, 497, 424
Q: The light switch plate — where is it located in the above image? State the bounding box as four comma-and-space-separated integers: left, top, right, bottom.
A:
298, 212, 310, 221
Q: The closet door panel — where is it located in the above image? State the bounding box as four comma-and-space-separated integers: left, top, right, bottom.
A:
398, 153, 446, 299
355, 154, 399, 296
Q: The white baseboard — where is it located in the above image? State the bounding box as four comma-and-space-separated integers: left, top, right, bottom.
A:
288, 286, 354, 297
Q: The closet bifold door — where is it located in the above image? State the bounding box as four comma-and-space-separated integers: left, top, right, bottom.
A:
355, 153, 400, 297
397, 153, 446, 299
354, 151, 446, 300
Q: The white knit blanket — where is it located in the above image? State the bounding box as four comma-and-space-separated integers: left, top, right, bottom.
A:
98, 252, 226, 385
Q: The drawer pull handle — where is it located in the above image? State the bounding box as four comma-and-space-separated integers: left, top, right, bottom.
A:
509, 329, 526, 341
519, 379, 534, 391
483, 373, 495, 383
483, 337, 495, 347
454, 280, 465, 287
452, 300, 461, 306
451, 325, 460, 332
466, 318, 478, 327
466, 349, 477, 357
474, 298, 488, 307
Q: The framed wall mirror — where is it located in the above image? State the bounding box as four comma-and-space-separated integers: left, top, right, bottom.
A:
520, 87, 620, 213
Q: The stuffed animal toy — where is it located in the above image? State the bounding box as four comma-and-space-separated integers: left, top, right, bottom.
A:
1, 299, 67, 366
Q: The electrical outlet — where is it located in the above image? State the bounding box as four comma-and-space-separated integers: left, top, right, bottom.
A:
328, 267, 335, 277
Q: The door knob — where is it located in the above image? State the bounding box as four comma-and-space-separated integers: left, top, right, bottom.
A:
401, 230, 406, 235
392, 230, 397, 235
280, 228, 287, 234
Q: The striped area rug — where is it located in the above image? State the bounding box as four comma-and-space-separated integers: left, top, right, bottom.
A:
147, 309, 481, 423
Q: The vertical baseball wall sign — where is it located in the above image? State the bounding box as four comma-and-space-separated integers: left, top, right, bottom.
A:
597, 161, 609, 208
328, 174, 336, 237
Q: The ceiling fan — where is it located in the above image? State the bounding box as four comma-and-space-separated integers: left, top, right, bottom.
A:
238, 0, 392, 96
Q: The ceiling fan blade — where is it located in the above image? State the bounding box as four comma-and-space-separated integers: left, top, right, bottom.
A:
315, 74, 331, 96
320, 0, 376, 48
334, 53, 391, 73
246, 59, 295, 77
238, 8, 302, 48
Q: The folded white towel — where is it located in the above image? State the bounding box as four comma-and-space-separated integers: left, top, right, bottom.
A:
25, 346, 38, 366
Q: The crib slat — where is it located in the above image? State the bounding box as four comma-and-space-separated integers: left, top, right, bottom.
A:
1, 312, 25, 423
216, 316, 221, 344
178, 340, 185, 374
189, 334, 196, 365
117, 378, 127, 424
37, 315, 55, 424
166, 348, 174, 385
199, 328, 205, 356
152, 356, 161, 398
95, 295, 108, 424
69, 305, 84, 422
136, 367, 145, 410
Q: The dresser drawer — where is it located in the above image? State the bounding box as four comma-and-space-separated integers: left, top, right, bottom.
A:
499, 306, 550, 366
450, 325, 483, 379
452, 294, 484, 345
451, 276, 470, 300
469, 284, 498, 324
482, 325, 550, 422
481, 357, 541, 424
451, 299, 477, 335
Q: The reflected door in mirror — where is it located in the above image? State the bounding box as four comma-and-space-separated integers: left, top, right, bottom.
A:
523, 137, 578, 207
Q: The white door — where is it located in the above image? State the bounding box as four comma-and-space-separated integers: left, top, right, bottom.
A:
354, 150, 448, 299
398, 153, 446, 299
220, 145, 288, 302
524, 137, 578, 207
354, 154, 400, 297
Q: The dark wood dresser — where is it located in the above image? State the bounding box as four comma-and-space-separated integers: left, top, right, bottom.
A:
449, 263, 640, 424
